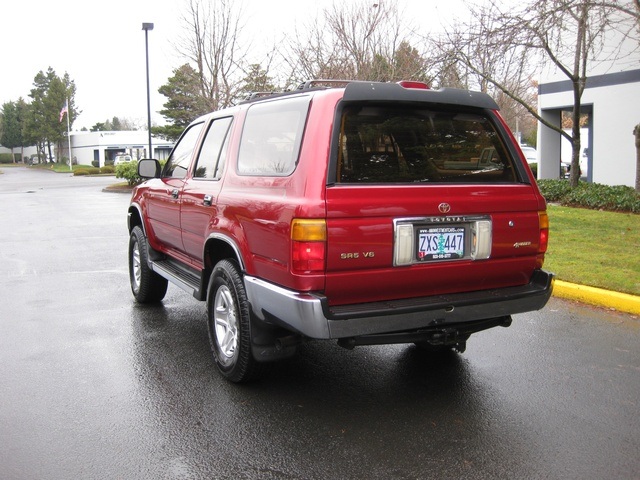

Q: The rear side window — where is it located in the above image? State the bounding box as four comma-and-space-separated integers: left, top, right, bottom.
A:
237, 96, 311, 176
337, 106, 518, 184
193, 117, 233, 179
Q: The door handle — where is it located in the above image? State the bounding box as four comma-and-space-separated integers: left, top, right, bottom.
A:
171, 189, 179, 199
203, 195, 213, 206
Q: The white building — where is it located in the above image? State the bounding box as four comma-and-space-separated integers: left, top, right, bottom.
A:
537, 16, 640, 187
59, 130, 173, 167
1, 130, 174, 166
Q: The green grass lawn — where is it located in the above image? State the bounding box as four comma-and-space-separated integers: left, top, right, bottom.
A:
545, 205, 640, 295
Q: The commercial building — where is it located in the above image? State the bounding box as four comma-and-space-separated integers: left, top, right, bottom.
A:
60, 130, 173, 167
1, 130, 174, 167
536, 17, 640, 187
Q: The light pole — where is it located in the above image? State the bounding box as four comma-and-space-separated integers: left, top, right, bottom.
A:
142, 22, 154, 159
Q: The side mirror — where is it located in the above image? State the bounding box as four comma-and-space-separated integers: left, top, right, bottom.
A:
138, 159, 161, 178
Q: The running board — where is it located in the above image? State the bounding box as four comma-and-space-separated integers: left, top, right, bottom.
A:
150, 258, 205, 300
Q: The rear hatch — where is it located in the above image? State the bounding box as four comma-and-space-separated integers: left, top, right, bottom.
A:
323, 91, 545, 306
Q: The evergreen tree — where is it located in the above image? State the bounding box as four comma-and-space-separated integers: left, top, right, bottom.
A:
1, 102, 22, 162
154, 64, 211, 142
24, 67, 78, 163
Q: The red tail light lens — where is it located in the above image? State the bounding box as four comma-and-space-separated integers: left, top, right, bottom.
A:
292, 241, 326, 272
291, 219, 326, 273
538, 212, 549, 253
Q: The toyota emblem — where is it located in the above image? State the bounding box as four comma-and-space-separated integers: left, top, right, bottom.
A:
438, 202, 451, 214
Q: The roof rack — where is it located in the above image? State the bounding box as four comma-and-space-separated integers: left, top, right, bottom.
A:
296, 79, 353, 90
238, 80, 355, 105
243, 91, 279, 101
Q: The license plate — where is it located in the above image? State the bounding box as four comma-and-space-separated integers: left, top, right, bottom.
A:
417, 226, 465, 261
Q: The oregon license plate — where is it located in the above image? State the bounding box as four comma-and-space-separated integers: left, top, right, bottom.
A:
417, 226, 465, 261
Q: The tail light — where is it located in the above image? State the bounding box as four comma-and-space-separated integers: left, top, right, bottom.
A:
538, 212, 549, 254
537, 211, 549, 269
291, 219, 326, 273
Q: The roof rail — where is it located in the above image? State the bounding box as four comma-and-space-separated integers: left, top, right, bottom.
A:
239, 79, 359, 105
243, 91, 279, 101
296, 79, 353, 90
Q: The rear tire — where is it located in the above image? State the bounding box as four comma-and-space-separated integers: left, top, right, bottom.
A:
129, 226, 168, 303
207, 259, 263, 383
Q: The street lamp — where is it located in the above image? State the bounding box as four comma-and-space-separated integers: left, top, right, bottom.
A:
142, 22, 154, 159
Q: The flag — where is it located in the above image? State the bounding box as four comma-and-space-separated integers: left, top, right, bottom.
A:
59, 101, 68, 122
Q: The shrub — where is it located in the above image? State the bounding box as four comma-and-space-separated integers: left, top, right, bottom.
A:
100, 165, 115, 174
73, 167, 100, 176
537, 179, 640, 213
0, 153, 14, 164
537, 179, 574, 202
115, 160, 140, 186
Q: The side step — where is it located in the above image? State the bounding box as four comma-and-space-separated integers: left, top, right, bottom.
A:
151, 258, 205, 300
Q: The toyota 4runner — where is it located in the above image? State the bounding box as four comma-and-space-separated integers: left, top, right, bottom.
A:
127, 80, 553, 382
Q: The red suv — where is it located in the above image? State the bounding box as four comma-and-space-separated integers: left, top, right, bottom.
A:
128, 80, 553, 382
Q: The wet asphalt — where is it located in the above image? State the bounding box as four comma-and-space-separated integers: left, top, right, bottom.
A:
0, 166, 639, 479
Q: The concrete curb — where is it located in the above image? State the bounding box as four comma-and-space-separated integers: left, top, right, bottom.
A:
553, 280, 640, 316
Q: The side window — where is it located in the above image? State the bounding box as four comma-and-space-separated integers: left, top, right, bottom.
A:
237, 96, 310, 176
194, 117, 233, 179
163, 122, 205, 179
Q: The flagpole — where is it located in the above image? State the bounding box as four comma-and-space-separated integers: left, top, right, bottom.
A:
66, 98, 72, 171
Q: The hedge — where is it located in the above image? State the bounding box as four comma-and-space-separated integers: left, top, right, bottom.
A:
0, 153, 16, 164
537, 179, 640, 213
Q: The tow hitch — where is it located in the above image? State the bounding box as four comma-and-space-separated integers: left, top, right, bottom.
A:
336, 316, 513, 351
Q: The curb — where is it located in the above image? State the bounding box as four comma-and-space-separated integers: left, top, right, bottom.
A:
553, 280, 640, 316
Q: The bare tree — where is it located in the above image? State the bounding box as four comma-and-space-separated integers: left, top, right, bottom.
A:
175, 0, 246, 111
434, 0, 639, 187
427, 8, 539, 145
282, 0, 427, 87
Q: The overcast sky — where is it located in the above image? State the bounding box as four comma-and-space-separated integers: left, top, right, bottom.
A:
1, 0, 467, 131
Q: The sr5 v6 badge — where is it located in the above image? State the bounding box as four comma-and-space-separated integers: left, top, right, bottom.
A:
340, 252, 375, 259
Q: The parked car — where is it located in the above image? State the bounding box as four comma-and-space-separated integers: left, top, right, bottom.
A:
127, 80, 553, 382
114, 154, 133, 165
520, 146, 538, 164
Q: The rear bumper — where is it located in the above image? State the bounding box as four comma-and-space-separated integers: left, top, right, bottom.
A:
244, 270, 554, 340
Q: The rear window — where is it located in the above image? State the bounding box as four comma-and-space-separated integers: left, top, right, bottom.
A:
337, 105, 518, 184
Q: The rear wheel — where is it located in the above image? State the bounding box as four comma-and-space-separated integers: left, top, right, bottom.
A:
129, 226, 168, 303
207, 259, 262, 383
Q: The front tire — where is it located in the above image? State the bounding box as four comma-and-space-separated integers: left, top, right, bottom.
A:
207, 259, 262, 383
129, 226, 168, 303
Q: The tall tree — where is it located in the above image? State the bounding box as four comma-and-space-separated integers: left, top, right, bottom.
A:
1, 102, 22, 162
24, 67, 78, 163
236, 64, 277, 100
154, 64, 211, 141
175, 0, 246, 112
282, 0, 425, 86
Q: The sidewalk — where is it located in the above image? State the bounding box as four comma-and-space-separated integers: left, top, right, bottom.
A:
553, 280, 640, 316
